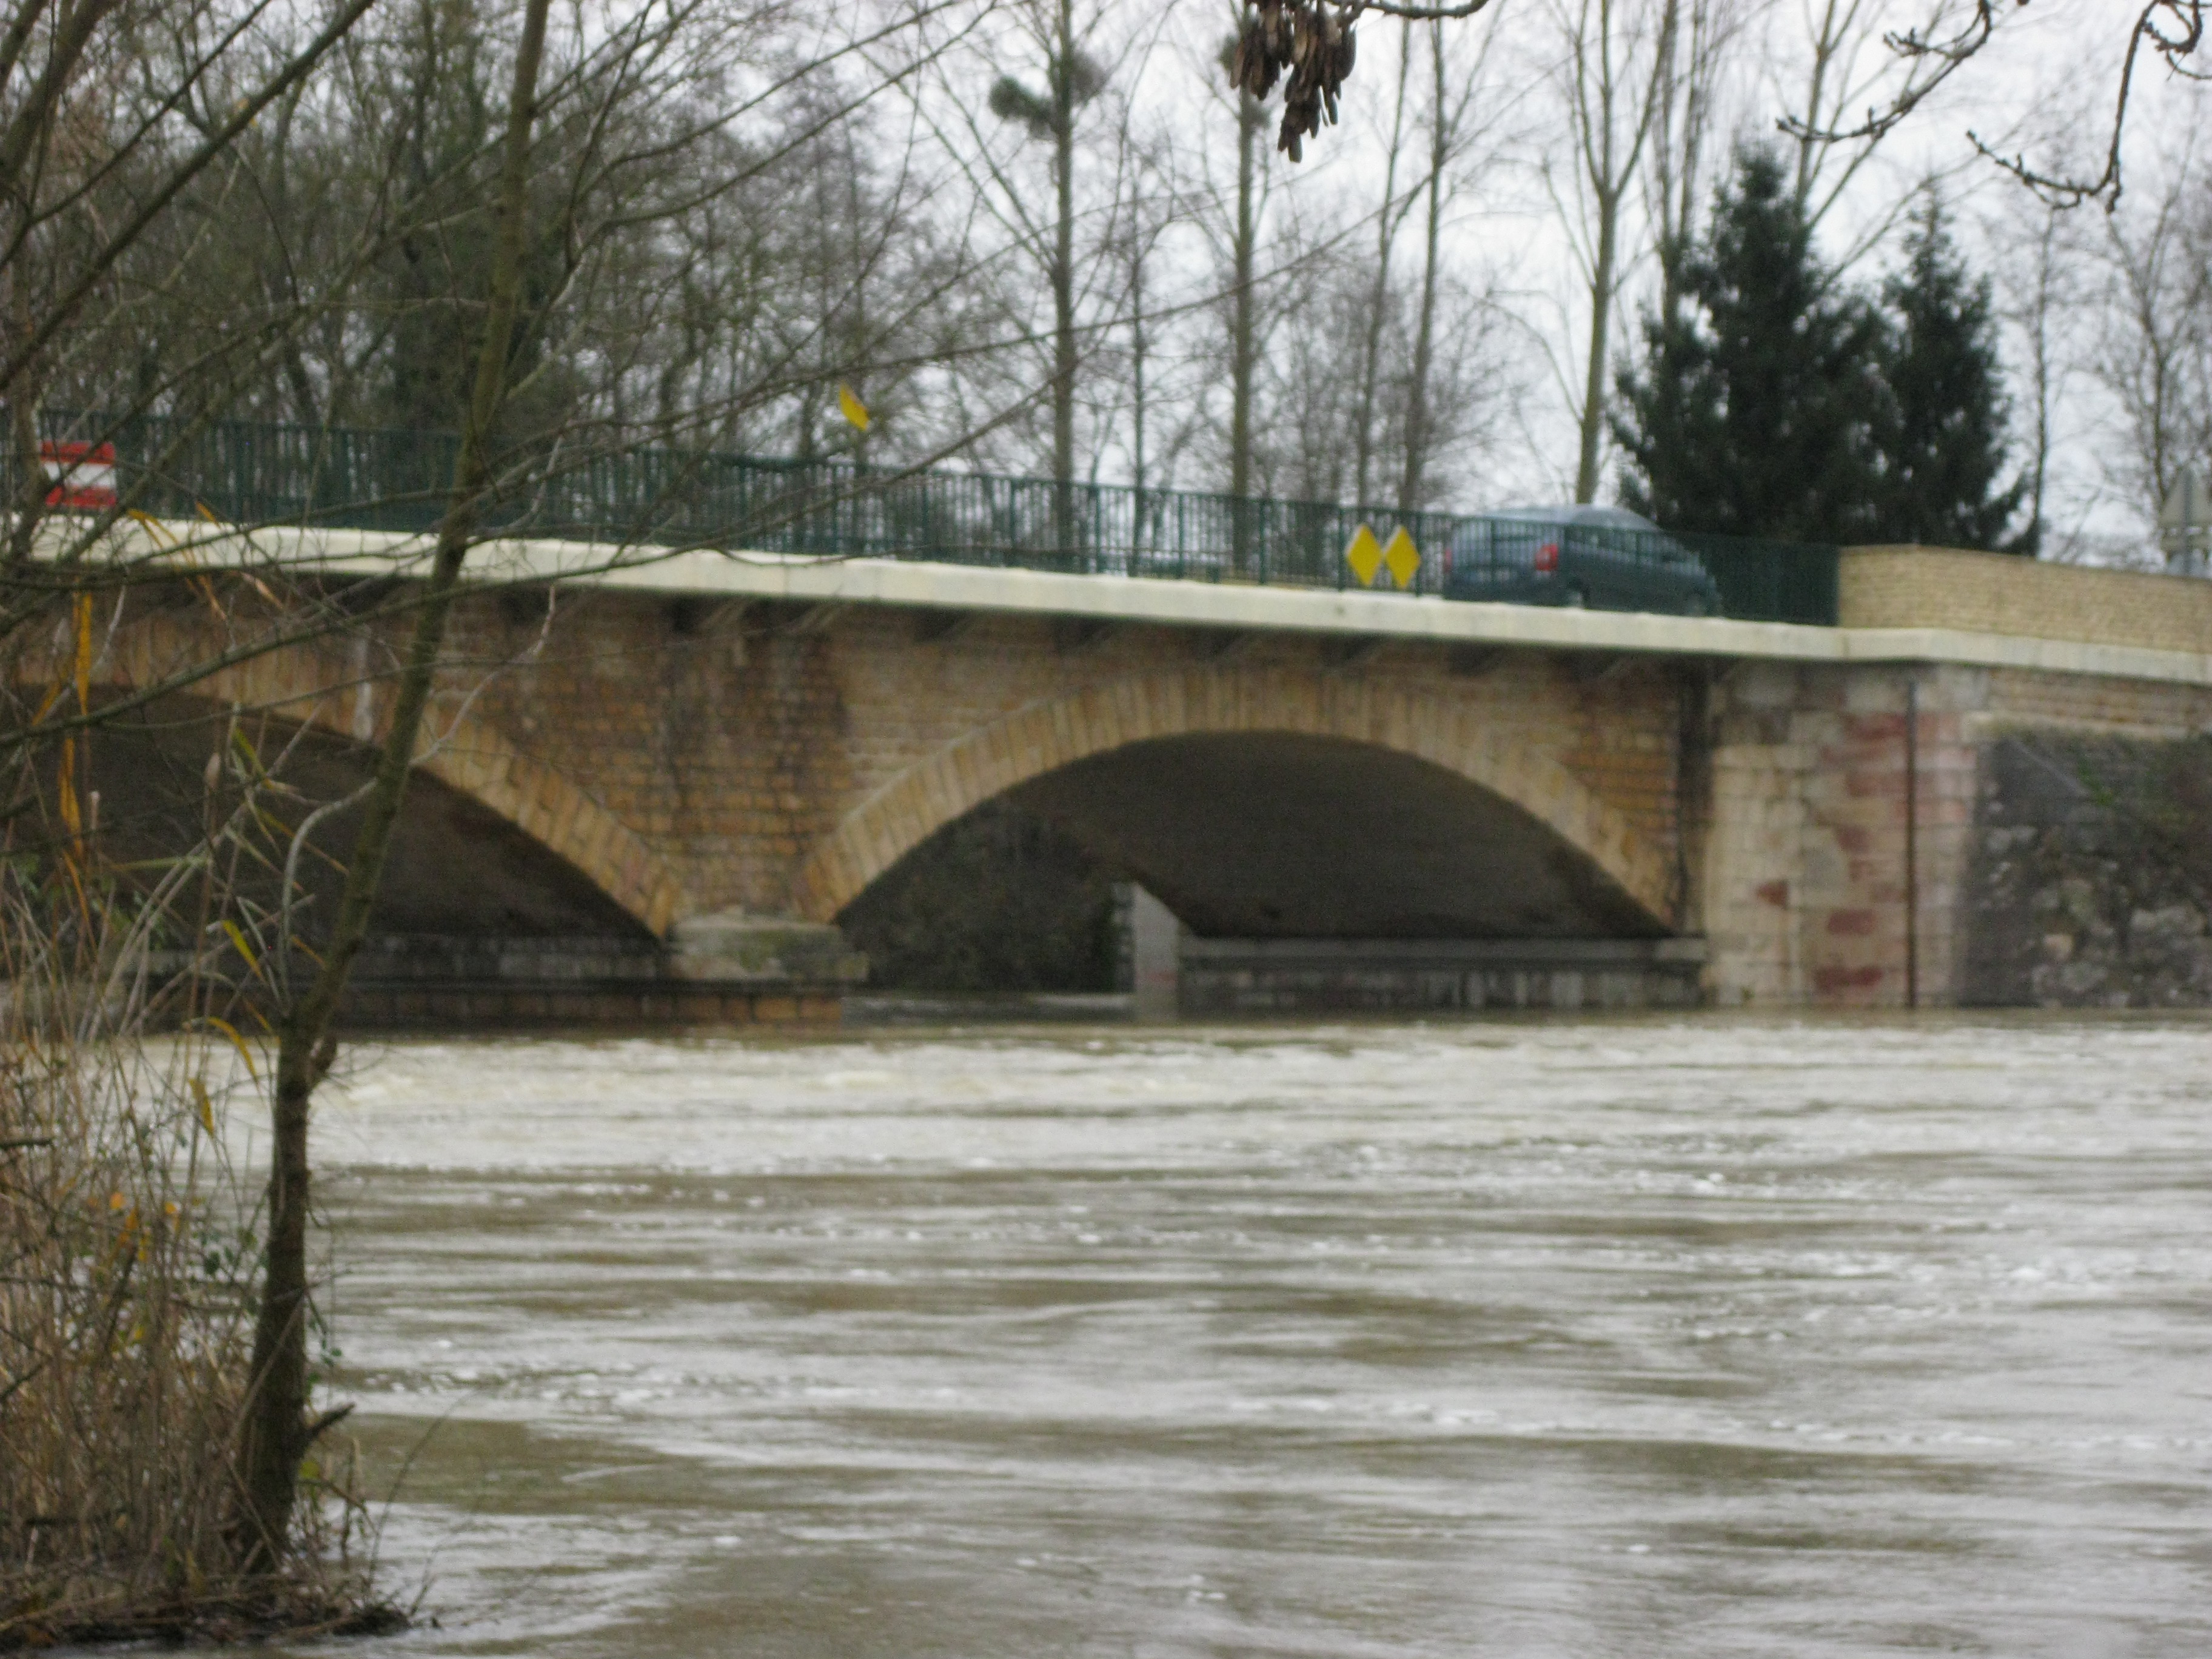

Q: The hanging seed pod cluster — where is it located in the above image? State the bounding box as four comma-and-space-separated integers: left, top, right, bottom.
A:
1227, 1, 1358, 163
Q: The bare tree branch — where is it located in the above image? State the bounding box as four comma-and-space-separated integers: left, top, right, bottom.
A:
1780, 0, 2205, 209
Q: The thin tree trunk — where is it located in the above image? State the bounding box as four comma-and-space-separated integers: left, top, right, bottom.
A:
1399, 22, 1445, 517
1651, 0, 1713, 335
1050, 0, 1078, 563
1229, 78, 1262, 572
5, 264, 44, 570
2022, 209, 2057, 552
264, 85, 324, 432
231, 0, 552, 1573
1567, 0, 1673, 504
1355, 21, 1413, 511
1792, 0, 1843, 216
1574, 184, 1619, 503
1130, 228, 1148, 554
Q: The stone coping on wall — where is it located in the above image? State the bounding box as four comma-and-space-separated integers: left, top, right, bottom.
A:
1840, 545, 2212, 659
61, 517, 2212, 687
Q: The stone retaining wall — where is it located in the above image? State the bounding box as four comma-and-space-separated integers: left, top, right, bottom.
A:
1961, 734, 2212, 1006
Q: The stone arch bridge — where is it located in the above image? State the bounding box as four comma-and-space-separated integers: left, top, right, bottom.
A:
72, 532, 2212, 1019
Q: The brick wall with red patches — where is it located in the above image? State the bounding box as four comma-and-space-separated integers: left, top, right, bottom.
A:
1703, 662, 2211, 1007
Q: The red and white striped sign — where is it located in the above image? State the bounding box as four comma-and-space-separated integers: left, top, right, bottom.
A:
41, 440, 117, 509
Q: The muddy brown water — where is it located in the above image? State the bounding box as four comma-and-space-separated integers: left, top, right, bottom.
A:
249, 1016, 2210, 1656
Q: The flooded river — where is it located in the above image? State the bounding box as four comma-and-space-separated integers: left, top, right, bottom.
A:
295, 1017, 2212, 1657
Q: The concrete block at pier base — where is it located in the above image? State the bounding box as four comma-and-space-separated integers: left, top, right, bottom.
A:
1178, 936, 1707, 1016
1128, 888, 1182, 1021
668, 911, 870, 986
290, 918, 867, 1031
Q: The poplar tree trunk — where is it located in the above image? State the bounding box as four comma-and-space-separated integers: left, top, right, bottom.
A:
1398, 22, 1445, 516
1566, 0, 1674, 504
1130, 236, 1148, 541
1229, 83, 1262, 573
1355, 21, 1413, 513
230, 0, 552, 1573
1050, 0, 1078, 564
1574, 186, 1620, 504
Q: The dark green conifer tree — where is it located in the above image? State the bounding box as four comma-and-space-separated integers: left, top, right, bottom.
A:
1612, 148, 1886, 543
1873, 195, 2030, 551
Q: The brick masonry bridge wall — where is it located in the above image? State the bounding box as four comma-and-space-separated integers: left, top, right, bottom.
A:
437, 595, 1691, 929
67, 541, 2212, 1016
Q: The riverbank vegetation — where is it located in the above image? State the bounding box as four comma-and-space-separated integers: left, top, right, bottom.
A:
0, 830, 397, 1646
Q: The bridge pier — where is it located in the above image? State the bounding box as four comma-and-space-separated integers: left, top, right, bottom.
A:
1701, 660, 1978, 1007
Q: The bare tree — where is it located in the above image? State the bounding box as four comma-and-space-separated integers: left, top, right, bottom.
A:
230, 0, 556, 1569
1094, 110, 1192, 543
1399, 21, 1446, 509
1353, 19, 1423, 508
988, 0, 1108, 548
1550, 0, 1675, 503
1989, 195, 2078, 554
1768, 0, 1977, 272
1227, 25, 1268, 563
2, 0, 381, 570
1647, 0, 1741, 330
1782, 0, 2206, 208
0, 0, 997, 1580
2090, 155, 2212, 546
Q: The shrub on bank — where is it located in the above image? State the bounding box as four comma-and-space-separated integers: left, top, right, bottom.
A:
0, 851, 394, 1646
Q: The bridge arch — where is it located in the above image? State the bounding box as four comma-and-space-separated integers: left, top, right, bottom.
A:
797, 665, 1677, 931
98, 626, 684, 936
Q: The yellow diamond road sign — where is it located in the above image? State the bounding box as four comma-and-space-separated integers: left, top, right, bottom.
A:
1343, 523, 1383, 586
1382, 526, 1421, 589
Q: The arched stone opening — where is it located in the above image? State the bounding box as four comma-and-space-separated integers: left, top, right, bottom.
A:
77, 694, 659, 939
1005, 731, 1664, 939
78, 621, 683, 933
802, 666, 1676, 936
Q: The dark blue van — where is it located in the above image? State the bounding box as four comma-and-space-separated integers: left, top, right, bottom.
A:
1441, 504, 1723, 616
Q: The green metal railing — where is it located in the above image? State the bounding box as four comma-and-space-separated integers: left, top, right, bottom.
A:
28, 411, 1842, 625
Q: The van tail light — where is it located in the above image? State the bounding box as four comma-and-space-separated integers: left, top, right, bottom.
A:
1534, 539, 1559, 573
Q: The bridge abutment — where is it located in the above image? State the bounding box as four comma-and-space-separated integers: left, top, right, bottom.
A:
1702, 661, 1977, 1007
1701, 660, 2212, 1007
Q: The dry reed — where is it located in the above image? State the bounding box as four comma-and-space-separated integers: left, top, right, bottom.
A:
1, 697, 397, 1646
